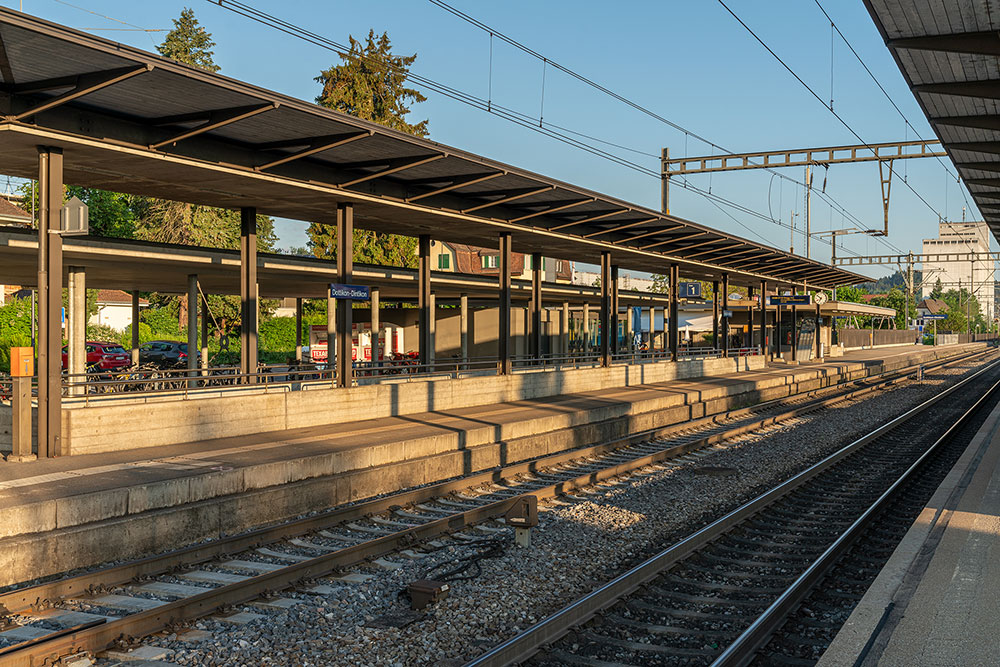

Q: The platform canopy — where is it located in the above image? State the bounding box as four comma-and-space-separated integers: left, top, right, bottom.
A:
866, 0, 1000, 241
0, 9, 861, 289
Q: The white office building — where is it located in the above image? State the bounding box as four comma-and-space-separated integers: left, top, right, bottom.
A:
921, 221, 996, 322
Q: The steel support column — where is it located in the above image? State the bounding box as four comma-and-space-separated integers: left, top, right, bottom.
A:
68, 266, 85, 396
295, 297, 303, 363
747, 286, 755, 354
815, 302, 822, 360
201, 291, 209, 370
336, 203, 353, 388
759, 280, 767, 357
326, 287, 335, 384
712, 280, 720, 350
240, 207, 258, 383
131, 291, 140, 365
611, 264, 620, 357
600, 252, 612, 367
791, 304, 798, 363
371, 288, 381, 365
428, 292, 436, 366
583, 301, 590, 354
187, 274, 198, 373
460, 293, 468, 367
37, 146, 63, 458
669, 263, 679, 362
722, 273, 730, 358
531, 253, 542, 359
561, 302, 570, 356
498, 233, 512, 375
418, 234, 432, 368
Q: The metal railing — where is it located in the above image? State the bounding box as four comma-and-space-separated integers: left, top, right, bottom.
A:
2, 344, 766, 404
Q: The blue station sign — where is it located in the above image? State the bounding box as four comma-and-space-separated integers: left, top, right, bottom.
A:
328, 283, 371, 300
767, 294, 811, 306
678, 282, 702, 298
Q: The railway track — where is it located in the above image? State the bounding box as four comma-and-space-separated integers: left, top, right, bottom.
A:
465, 355, 1000, 667
0, 349, 989, 666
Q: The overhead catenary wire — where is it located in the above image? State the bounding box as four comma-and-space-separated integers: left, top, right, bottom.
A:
425, 0, 882, 249
209, 0, 843, 249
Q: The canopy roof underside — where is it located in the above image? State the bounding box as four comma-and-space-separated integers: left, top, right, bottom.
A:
0, 9, 859, 288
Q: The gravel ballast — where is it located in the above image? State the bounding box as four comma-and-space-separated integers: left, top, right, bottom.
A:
113, 356, 994, 667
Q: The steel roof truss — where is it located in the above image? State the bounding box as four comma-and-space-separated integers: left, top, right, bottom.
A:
613, 223, 687, 245
338, 153, 445, 188
12, 64, 151, 121
582, 217, 658, 239
508, 198, 594, 223
546, 209, 629, 231
931, 114, 1000, 132
708, 247, 770, 267
888, 31, 1000, 57
406, 171, 505, 202
639, 231, 712, 250
681, 241, 746, 261
913, 80, 1000, 100
255, 130, 373, 171
149, 102, 277, 150
460, 186, 554, 214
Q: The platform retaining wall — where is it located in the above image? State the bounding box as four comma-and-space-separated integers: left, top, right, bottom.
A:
60, 354, 767, 456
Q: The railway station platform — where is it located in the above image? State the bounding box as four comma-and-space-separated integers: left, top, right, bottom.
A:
0, 344, 980, 590
819, 355, 1000, 667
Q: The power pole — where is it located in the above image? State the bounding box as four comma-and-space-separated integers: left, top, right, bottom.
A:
905, 252, 913, 331
804, 165, 812, 259
660, 147, 669, 214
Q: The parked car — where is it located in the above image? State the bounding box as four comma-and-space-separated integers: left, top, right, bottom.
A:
61, 341, 131, 371
138, 340, 189, 368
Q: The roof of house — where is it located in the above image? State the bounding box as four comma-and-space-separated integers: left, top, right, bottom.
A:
917, 298, 948, 314
0, 198, 30, 224
860, 293, 887, 303
95, 289, 148, 306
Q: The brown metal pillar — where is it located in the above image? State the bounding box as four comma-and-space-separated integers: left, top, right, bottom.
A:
240, 207, 258, 383
418, 234, 432, 368
295, 297, 303, 363
201, 291, 209, 370
611, 265, 620, 358
336, 204, 353, 388
498, 233, 512, 374
712, 279, 720, 350
531, 253, 542, 359
131, 291, 140, 366
722, 273, 730, 358
371, 288, 381, 364
460, 293, 468, 367
759, 280, 767, 357
37, 146, 63, 458
187, 274, 198, 373
600, 252, 612, 367
669, 263, 679, 362
815, 302, 822, 360
791, 304, 798, 362
747, 285, 755, 354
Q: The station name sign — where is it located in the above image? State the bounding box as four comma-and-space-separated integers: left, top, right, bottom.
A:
329, 283, 371, 300
767, 294, 811, 306
922, 313, 947, 320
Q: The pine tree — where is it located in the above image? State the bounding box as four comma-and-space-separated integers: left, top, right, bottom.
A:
315, 30, 428, 136
157, 8, 221, 72
310, 30, 428, 265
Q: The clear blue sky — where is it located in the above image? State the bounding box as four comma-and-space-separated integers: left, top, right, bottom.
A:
3, 0, 980, 279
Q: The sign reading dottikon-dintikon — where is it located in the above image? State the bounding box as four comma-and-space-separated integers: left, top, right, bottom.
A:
328, 284, 371, 300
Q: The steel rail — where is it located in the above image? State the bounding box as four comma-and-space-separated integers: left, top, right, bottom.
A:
0, 349, 987, 666
711, 367, 1000, 666
463, 354, 1000, 667
0, 348, 976, 618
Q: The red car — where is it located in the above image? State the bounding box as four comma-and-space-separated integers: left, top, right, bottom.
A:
61, 341, 131, 371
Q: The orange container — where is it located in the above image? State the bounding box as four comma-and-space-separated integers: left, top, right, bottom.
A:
10, 347, 33, 377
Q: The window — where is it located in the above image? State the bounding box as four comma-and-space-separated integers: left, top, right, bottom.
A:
481, 255, 498, 269
438, 253, 450, 270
